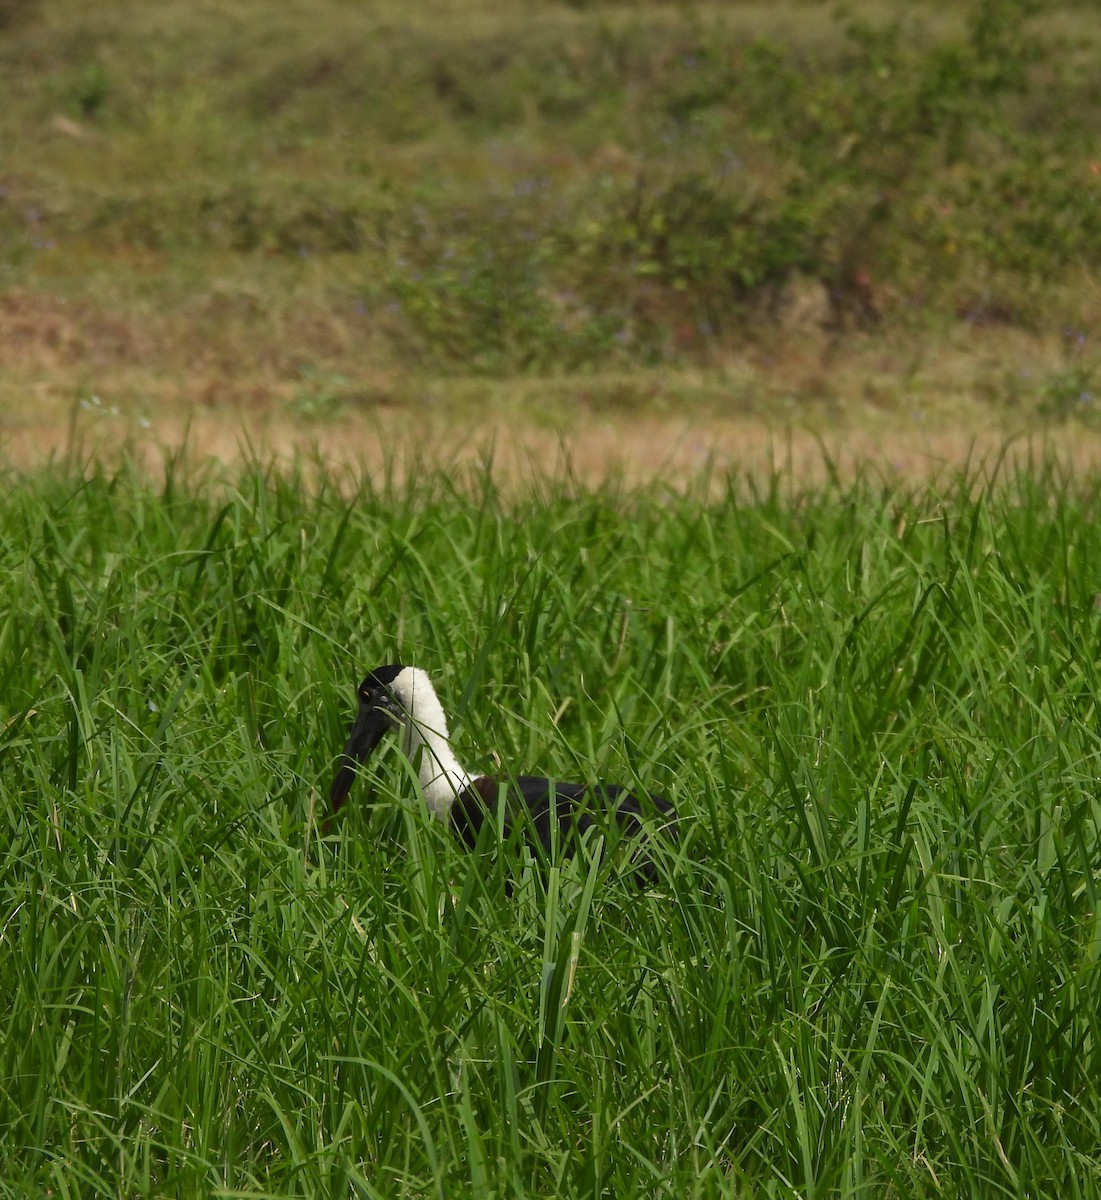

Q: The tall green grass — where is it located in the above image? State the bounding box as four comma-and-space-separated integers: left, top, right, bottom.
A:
2, 455, 1101, 1196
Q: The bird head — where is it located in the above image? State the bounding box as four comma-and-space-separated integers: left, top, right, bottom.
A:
329, 663, 410, 814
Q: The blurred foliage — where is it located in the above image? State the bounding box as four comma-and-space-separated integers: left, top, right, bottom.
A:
0, 0, 1097, 378
0, 0, 37, 30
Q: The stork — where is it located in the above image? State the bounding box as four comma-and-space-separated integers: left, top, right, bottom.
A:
329, 664, 676, 882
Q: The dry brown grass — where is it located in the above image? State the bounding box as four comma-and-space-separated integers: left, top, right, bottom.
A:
5, 278, 1101, 489
9, 401, 1101, 496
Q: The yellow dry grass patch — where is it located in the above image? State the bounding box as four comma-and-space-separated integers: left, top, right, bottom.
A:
7, 405, 1101, 493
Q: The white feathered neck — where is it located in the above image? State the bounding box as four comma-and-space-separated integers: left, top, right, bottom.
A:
387, 666, 474, 817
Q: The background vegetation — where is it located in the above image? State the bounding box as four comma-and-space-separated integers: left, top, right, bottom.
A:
3, 0, 1101, 420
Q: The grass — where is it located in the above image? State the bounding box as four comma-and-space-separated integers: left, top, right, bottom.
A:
2, 452, 1101, 1196
4, 0, 1101, 425
4, 0, 1101, 1188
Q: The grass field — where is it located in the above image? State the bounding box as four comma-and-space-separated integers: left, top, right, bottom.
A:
3, 455, 1101, 1197
4, 0, 1101, 1190
4, 0, 1101, 436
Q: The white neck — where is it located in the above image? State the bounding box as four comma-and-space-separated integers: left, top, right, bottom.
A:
391, 667, 473, 817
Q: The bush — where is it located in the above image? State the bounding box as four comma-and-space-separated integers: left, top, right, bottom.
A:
0, 0, 38, 31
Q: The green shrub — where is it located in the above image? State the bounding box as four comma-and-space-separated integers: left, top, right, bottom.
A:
385, 227, 618, 374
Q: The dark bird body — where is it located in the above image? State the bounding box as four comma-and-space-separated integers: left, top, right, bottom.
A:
329, 664, 676, 880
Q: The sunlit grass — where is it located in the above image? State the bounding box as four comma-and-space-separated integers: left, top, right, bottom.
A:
1, 454, 1100, 1196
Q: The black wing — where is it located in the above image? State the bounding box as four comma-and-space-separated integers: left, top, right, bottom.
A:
451, 775, 676, 884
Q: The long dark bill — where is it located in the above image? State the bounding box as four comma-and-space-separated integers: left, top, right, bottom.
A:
329, 705, 391, 815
